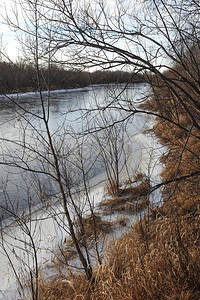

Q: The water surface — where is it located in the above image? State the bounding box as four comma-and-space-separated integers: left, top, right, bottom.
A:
0, 83, 150, 219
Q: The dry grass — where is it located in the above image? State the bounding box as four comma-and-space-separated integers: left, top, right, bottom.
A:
93, 214, 200, 300
105, 173, 146, 196
116, 215, 129, 227
100, 180, 150, 214
105, 180, 120, 196
38, 211, 200, 300
38, 273, 92, 299
37, 59, 200, 299
53, 213, 114, 267
77, 214, 114, 238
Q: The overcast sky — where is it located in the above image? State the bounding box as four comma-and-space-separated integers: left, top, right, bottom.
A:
0, 0, 21, 60
0, 0, 171, 68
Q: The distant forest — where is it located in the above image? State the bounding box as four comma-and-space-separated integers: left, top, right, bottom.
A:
0, 61, 146, 94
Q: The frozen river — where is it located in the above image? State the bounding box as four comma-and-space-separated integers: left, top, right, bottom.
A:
0, 83, 165, 299
0, 83, 150, 219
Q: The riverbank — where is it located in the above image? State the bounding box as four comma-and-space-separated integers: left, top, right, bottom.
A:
1, 78, 199, 299
37, 83, 200, 298
0, 111, 164, 299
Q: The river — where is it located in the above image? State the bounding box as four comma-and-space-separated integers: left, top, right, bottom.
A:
0, 83, 150, 220
0, 83, 166, 298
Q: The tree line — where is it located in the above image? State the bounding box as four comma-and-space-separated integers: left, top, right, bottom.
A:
0, 61, 145, 94
1, 0, 200, 298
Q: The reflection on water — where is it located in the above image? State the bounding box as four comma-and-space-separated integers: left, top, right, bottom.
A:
0, 83, 150, 219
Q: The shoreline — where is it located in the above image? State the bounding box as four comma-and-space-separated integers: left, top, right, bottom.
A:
0, 123, 165, 298
0, 82, 147, 101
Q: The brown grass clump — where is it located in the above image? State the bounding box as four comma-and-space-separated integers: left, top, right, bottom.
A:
92, 214, 200, 300
77, 214, 114, 238
116, 215, 129, 227
99, 195, 129, 211
39, 212, 200, 300
105, 173, 146, 196
100, 180, 150, 214
53, 214, 114, 267
105, 180, 120, 196
38, 273, 92, 299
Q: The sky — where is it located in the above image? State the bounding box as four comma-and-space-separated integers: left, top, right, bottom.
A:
0, 0, 142, 63
0, 0, 21, 61
0, 0, 172, 68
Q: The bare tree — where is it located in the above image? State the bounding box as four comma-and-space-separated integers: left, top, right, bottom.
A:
0, 1, 107, 294
91, 110, 130, 196
1, 0, 200, 297
30, 0, 200, 190
26, 0, 199, 136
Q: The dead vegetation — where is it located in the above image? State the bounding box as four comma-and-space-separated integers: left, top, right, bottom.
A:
52, 213, 114, 267
75, 214, 114, 240
38, 211, 200, 300
100, 178, 151, 214
37, 58, 200, 299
